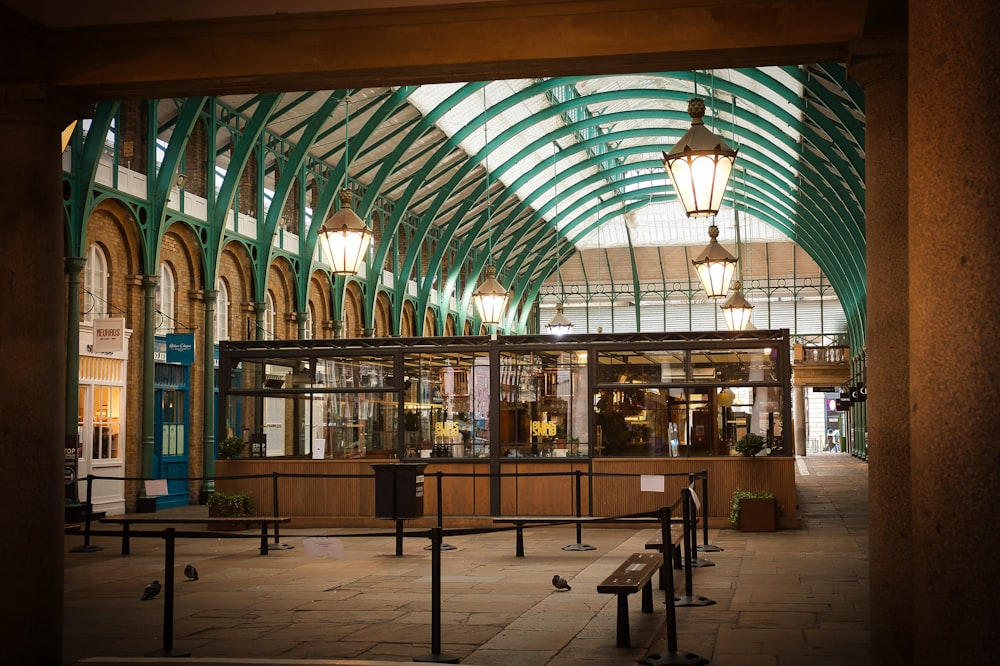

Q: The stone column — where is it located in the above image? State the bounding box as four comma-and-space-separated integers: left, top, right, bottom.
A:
909, 1, 1000, 663
0, 86, 82, 665
792, 385, 807, 456
850, 34, 910, 666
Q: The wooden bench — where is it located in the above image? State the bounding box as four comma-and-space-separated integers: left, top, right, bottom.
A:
597, 551, 665, 647
491, 515, 658, 557
645, 526, 685, 570
99, 515, 291, 556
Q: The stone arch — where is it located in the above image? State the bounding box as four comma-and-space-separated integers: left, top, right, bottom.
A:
343, 280, 364, 338
374, 290, 393, 336
82, 200, 143, 327
308, 270, 333, 339
422, 307, 437, 337
218, 240, 254, 340
160, 221, 204, 335
400, 300, 416, 337
266, 256, 296, 339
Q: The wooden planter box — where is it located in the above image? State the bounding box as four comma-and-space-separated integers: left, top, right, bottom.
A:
739, 497, 777, 532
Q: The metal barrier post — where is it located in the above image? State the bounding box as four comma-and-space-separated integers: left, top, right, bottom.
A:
395, 519, 405, 556
146, 528, 190, 657
673, 488, 715, 607
268, 471, 293, 550
425, 472, 456, 551
638, 507, 709, 666
563, 469, 595, 551
695, 469, 722, 553
685, 473, 714, 568
414, 527, 459, 664
70, 474, 102, 553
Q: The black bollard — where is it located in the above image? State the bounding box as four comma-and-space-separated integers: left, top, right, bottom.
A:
414, 527, 459, 663
268, 471, 293, 550
70, 475, 102, 553
638, 506, 708, 666
673, 488, 715, 607
695, 469, 723, 553
685, 474, 714, 568
146, 528, 190, 657
425, 472, 456, 551
563, 469, 595, 551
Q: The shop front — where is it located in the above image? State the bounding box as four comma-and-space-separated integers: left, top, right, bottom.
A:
217, 331, 797, 527
76, 320, 131, 516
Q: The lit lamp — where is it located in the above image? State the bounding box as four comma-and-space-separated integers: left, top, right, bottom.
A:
472, 86, 507, 327
717, 386, 736, 407
691, 224, 738, 297
317, 95, 372, 276
473, 264, 508, 326
662, 98, 738, 218
318, 189, 372, 275
546, 301, 574, 336
721, 281, 754, 330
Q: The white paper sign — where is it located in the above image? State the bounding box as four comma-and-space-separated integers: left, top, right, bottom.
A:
687, 485, 701, 510
144, 479, 168, 496
640, 475, 664, 492
312, 438, 325, 460
303, 537, 345, 558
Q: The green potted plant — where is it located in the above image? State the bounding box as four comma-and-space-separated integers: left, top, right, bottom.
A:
217, 435, 245, 461
205, 491, 253, 530
735, 432, 767, 457
729, 488, 778, 531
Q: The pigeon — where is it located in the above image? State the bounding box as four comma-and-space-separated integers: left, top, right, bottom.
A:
184, 564, 199, 581
552, 575, 572, 591
141, 580, 161, 600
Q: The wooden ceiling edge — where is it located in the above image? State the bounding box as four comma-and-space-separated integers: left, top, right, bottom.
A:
3, 0, 867, 101
47, 45, 856, 102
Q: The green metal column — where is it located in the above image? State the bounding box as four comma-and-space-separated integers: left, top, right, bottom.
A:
201, 289, 217, 501
140, 275, 159, 504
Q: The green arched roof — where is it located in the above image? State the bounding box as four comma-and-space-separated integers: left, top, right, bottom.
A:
152, 64, 865, 342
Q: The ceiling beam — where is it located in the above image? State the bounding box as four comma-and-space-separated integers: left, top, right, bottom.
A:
3, 0, 867, 100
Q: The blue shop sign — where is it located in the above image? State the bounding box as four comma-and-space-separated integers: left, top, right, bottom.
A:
165, 333, 195, 365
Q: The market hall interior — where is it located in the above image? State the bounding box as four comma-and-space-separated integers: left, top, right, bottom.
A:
1, 1, 997, 665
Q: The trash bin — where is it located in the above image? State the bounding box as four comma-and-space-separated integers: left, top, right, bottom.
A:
248, 432, 267, 457
372, 463, 426, 519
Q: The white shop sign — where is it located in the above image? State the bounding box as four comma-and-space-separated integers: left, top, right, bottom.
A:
93, 317, 126, 353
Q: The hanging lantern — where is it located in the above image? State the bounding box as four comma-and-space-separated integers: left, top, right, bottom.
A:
318, 189, 373, 276
717, 387, 736, 408
473, 264, 508, 326
546, 302, 574, 336
662, 98, 739, 218
317, 96, 372, 276
721, 281, 754, 330
692, 224, 738, 298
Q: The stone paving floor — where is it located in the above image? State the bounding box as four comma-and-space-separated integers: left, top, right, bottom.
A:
64, 453, 869, 666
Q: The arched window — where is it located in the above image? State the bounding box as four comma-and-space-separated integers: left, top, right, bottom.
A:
154, 262, 175, 335
215, 278, 229, 342
264, 291, 276, 340
82, 244, 109, 323
306, 302, 316, 340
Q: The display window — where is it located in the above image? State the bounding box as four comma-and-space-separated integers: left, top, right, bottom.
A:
218, 331, 789, 461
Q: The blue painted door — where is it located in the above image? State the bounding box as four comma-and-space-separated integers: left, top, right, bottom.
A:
154, 363, 190, 508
